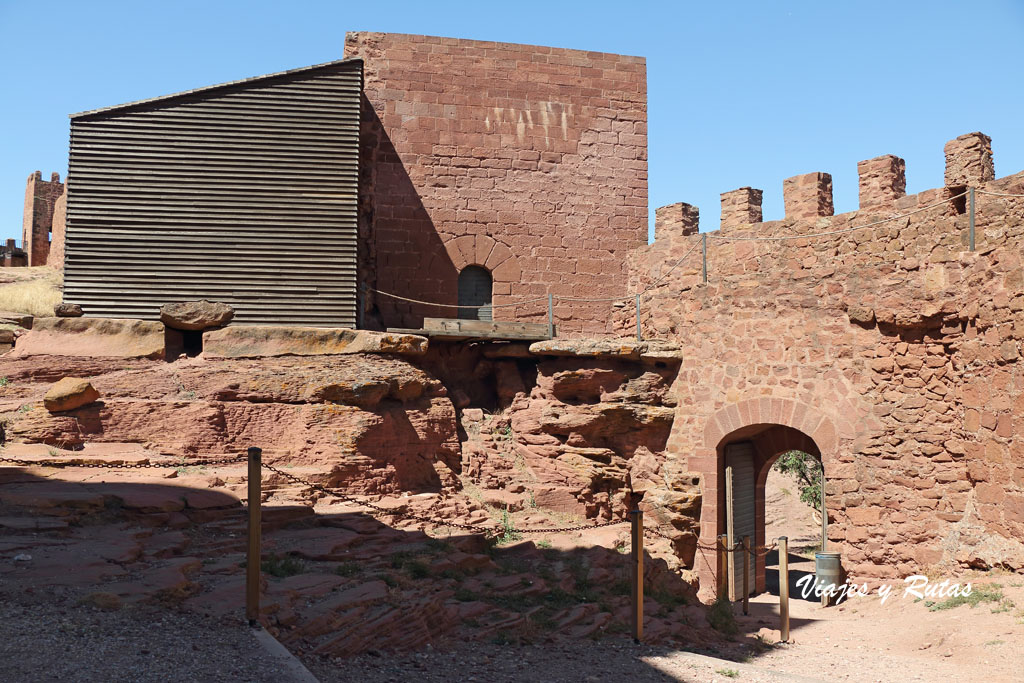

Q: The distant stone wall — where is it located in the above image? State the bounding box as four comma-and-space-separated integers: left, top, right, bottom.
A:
622, 132, 1024, 596
21, 171, 64, 267
344, 32, 648, 336
48, 184, 67, 269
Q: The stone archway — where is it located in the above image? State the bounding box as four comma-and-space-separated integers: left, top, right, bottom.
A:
693, 398, 838, 599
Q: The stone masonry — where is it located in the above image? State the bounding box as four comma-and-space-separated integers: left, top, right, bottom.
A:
623, 132, 1024, 597
344, 32, 648, 336
22, 171, 64, 266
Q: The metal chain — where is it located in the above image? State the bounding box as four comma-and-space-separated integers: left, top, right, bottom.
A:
260, 462, 628, 535
693, 539, 780, 555
0, 452, 788, 555
0, 453, 247, 469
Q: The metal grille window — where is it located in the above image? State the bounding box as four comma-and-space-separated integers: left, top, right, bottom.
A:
457, 265, 492, 321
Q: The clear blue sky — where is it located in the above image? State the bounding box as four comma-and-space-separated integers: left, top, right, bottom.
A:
2, 0, 1023, 243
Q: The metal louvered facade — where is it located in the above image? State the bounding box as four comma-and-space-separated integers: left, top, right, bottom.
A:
64, 59, 362, 327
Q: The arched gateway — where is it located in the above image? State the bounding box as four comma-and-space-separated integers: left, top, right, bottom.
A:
693, 399, 838, 598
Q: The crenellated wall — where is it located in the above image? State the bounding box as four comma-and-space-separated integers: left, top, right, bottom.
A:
625, 132, 1024, 596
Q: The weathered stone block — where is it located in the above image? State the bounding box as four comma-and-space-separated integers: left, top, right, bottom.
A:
858, 155, 906, 207
720, 187, 763, 229
944, 132, 993, 187
783, 172, 833, 220
654, 202, 699, 241
44, 377, 100, 412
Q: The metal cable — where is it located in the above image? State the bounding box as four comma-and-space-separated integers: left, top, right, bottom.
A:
260, 461, 628, 535
705, 191, 968, 242
370, 288, 548, 309
369, 241, 701, 308
975, 189, 1024, 197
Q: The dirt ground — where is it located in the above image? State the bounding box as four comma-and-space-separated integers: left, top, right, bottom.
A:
1, 456, 1022, 682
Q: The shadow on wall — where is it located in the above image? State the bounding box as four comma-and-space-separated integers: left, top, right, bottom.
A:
360, 96, 458, 330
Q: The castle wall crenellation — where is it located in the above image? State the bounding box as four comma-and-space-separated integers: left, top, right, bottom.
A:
653, 131, 998, 236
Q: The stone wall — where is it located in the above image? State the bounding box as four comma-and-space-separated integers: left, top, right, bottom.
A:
344, 32, 648, 336
21, 171, 64, 267
621, 132, 1024, 596
48, 184, 67, 270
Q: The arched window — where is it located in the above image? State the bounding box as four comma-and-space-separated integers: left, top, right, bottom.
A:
458, 265, 492, 321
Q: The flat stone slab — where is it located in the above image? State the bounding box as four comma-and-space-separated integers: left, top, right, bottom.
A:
11, 317, 164, 359
528, 338, 682, 362
203, 326, 428, 358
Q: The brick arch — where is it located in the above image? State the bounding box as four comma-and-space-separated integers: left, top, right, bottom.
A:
693, 397, 839, 600
443, 234, 521, 282
703, 398, 837, 459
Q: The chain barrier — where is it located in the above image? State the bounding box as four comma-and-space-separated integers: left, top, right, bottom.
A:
0, 453, 247, 469
694, 538, 779, 556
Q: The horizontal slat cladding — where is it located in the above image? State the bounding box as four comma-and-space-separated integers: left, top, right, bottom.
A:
65, 60, 361, 327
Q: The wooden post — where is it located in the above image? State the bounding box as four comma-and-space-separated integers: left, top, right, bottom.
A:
630, 509, 644, 642
742, 535, 750, 615
717, 534, 728, 600
725, 464, 735, 601
246, 446, 262, 626
779, 536, 789, 642
547, 293, 554, 339
820, 459, 827, 554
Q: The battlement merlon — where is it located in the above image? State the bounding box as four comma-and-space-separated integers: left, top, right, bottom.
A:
654, 131, 1001, 243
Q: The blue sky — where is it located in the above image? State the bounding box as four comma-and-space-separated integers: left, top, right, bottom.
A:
2, 0, 1022, 242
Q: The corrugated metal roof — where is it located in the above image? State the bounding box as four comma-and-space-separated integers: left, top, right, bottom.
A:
70, 58, 363, 119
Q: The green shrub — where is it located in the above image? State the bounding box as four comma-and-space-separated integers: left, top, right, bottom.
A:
261, 554, 305, 578
708, 597, 738, 636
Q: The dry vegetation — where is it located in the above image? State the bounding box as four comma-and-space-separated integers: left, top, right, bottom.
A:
0, 266, 62, 316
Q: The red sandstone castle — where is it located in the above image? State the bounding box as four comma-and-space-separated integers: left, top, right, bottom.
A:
13, 31, 1024, 597
25, 32, 648, 336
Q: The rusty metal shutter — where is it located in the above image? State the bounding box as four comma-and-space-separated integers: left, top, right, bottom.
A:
726, 441, 756, 600
457, 265, 492, 321
63, 59, 362, 327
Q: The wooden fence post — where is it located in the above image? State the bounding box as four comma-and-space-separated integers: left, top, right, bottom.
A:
246, 446, 262, 626
630, 508, 644, 643
779, 536, 789, 642
725, 464, 735, 601
742, 535, 750, 615
717, 534, 728, 600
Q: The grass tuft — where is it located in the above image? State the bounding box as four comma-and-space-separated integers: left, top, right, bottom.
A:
260, 554, 305, 578
926, 584, 1010, 612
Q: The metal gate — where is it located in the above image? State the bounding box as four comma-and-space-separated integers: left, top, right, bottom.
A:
457, 265, 492, 321
725, 441, 756, 600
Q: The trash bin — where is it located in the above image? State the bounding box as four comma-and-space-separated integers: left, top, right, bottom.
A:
815, 551, 842, 606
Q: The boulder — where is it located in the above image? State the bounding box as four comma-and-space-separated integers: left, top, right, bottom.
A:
43, 377, 100, 412
160, 300, 234, 331
54, 303, 83, 317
